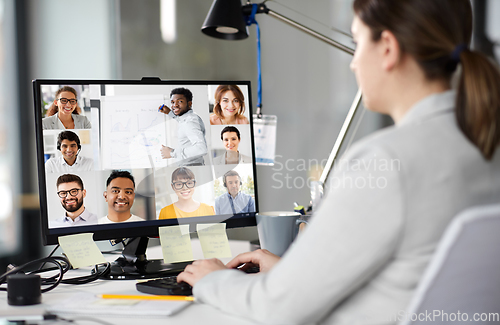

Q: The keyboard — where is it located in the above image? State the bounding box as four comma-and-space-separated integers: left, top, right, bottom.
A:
136, 266, 260, 296
136, 276, 193, 296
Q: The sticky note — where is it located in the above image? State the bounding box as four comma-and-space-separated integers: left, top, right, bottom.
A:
78, 130, 91, 144
58, 233, 107, 268
196, 223, 232, 259
159, 225, 194, 263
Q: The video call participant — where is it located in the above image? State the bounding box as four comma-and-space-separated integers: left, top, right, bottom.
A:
177, 1, 500, 324
99, 170, 144, 224
49, 174, 97, 228
159, 167, 215, 219
45, 131, 93, 173
209, 85, 249, 125
214, 170, 255, 215
42, 86, 92, 130
158, 87, 208, 166
213, 126, 252, 165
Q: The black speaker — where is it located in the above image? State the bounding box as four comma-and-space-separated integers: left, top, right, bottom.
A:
7, 274, 42, 306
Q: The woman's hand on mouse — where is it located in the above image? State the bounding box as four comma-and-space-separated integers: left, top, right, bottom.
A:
226, 249, 280, 273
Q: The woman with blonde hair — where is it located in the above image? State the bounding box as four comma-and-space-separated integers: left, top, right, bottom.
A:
42, 86, 91, 130
209, 85, 249, 125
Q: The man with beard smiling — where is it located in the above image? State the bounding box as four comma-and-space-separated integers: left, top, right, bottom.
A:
99, 170, 144, 224
49, 174, 97, 228
158, 87, 208, 166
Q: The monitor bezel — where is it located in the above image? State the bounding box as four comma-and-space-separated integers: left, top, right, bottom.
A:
33, 78, 258, 245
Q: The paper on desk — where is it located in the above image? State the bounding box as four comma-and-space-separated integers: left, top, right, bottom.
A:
58, 233, 106, 268
159, 225, 194, 263
196, 223, 232, 259
47, 292, 192, 317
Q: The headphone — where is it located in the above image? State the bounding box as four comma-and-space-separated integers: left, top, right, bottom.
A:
223, 171, 242, 188
57, 131, 82, 154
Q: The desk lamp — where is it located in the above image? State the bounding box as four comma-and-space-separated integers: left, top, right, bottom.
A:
202, 0, 362, 208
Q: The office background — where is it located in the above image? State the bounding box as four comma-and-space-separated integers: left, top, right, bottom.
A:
1, 0, 498, 268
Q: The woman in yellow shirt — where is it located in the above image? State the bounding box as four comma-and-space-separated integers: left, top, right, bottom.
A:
159, 167, 215, 219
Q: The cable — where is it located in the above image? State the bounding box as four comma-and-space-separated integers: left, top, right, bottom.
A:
0, 256, 111, 292
246, 3, 263, 117
60, 263, 110, 285
38, 244, 61, 271
53, 315, 115, 325
0, 256, 69, 293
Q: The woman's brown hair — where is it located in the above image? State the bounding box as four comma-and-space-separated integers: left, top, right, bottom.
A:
213, 85, 246, 122
171, 167, 195, 183
46, 86, 82, 116
353, 0, 500, 160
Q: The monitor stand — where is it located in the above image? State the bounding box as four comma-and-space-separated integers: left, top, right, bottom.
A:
97, 237, 191, 280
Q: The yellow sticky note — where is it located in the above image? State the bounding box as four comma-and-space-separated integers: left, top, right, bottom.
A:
196, 223, 232, 259
78, 130, 91, 144
159, 225, 194, 263
58, 233, 107, 268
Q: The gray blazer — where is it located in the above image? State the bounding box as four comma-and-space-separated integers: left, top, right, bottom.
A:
42, 114, 92, 130
193, 90, 500, 325
212, 152, 252, 165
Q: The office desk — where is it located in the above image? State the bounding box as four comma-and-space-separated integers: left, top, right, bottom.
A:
0, 240, 259, 325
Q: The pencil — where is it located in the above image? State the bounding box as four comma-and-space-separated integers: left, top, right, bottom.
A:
100, 294, 195, 301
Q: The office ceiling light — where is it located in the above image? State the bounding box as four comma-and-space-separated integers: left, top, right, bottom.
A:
160, 0, 176, 43
201, 0, 249, 40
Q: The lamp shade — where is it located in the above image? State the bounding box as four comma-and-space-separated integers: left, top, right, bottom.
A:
202, 0, 249, 40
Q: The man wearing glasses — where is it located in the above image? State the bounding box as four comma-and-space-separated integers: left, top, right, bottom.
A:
214, 170, 255, 215
45, 131, 93, 173
159, 167, 215, 219
42, 86, 92, 130
49, 174, 97, 228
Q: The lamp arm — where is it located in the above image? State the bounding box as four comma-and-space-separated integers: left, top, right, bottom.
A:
319, 89, 363, 185
266, 10, 355, 55
242, 3, 355, 55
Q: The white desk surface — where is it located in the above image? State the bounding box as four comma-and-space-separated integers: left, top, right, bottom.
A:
0, 240, 259, 325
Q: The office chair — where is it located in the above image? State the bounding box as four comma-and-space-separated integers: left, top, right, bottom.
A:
401, 204, 500, 325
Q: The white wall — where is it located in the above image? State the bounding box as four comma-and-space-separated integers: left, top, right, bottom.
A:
28, 0, 119, 79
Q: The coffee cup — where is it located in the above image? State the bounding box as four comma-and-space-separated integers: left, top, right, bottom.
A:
256, 211, 307, 256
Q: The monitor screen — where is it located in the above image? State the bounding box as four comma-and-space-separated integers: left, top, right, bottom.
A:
33, 79, 258, 247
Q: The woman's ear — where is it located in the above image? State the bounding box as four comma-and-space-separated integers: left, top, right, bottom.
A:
380, 30, 401, 71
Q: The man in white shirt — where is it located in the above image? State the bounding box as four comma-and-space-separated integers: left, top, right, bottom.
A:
99, 170, 144, 224
158, 87, 208, 166
49, 174, 98, 228
45, 131, 93, 173
215, 170, 255, 215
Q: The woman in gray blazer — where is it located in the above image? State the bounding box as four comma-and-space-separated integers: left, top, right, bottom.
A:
212, 126, 252, 165
42, 86, 91, 130
177, 1, 500, 324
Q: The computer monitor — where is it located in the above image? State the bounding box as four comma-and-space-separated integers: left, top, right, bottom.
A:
33, 78, 258, 278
